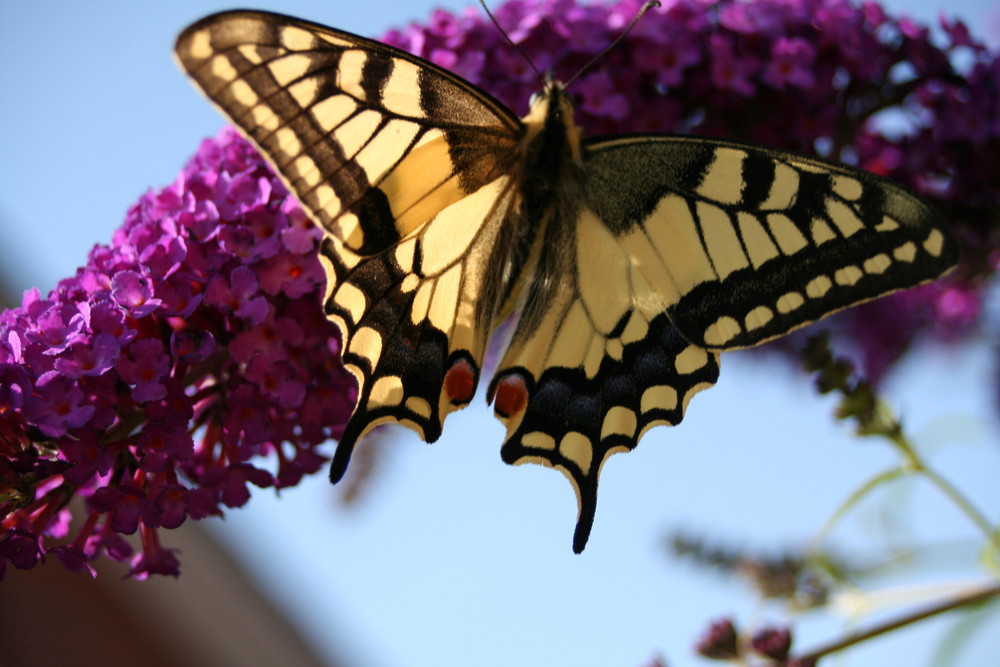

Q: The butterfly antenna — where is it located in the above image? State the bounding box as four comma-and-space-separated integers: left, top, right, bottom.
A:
564, 0, 660, 88
479, 0, 545, 83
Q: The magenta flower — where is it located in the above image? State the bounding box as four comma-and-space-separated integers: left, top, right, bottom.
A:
695, 617, 741, 660
762, 37, 816, 89
2, 0, 998, 578
1, 127, 354, 578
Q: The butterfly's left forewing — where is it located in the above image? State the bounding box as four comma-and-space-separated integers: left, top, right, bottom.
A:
176, 11, 527, 476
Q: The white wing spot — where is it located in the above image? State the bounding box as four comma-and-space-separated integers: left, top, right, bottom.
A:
289, 77, 319, 107
354, 119, 421, 184
382, 60, 425, 118
230, 79, 259, 107
696, 148, 746, 205
834, 265, 864, 286
863, 254, 892, 275
349, 326, 383, 368
316, 33, 355, 48
698, 202, 749, 279
620, 312, 649, 345
826, 199, 864, 237
311, 95, 358, 132
333, 110, 382, 158
290, 155, 321, 188
744, 305, 774, 331
185, 29, 213, 60
268, 54, 312, 86
675, 345, 709, 374
601, 406, 638, 440
399, 274, 419, 293
832, 175, 863, 201
810, 217, 837, 245
559, 432, 593, 475
893, 241, 917, 263
760, 162, 799, 210
737, 212, 780, 269
405, 396, 432, 419
273, 127, 303, 161
790, 159, 826, 174
369, 375, 404, 407
314, 185, 340, 218
704, 316, 741, 346
280, 25, 319, 51
394, 240, 416, 273
250, 105, 280, 132
333, 281, 367, 326
210, 55, 238, 82
237, 45, 266, 65
338, 49, 369, 100
776, 291, 805, 314
427, 265, 461, 333
641, 385, 678, 412
805, 275, 833, 298
875, 216, 900, 232
523, 431, 557, 451
766, 213, 808, 255
410, 281, 433, 325
924, 229, 945, 257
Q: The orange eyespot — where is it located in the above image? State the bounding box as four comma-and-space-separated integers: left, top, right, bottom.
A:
444, 357, 477, 405
492, 372, 529, 419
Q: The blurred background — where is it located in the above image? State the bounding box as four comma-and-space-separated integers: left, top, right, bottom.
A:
2, 1, 998, 666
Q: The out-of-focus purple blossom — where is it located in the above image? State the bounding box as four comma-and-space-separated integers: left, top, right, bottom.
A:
1, 127, 354, 578
695, 617, 741, 660
751, 625, 793, 660
0, 364, 31, 412
762, 37, 816, 89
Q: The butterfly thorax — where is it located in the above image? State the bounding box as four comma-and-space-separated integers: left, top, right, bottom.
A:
490, 81, 585, 338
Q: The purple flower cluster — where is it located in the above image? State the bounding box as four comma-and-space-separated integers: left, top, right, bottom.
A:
695, 617, 801, 664
2, 0, 998, 579
0, 128, 355, 578
383, 0, 998, 380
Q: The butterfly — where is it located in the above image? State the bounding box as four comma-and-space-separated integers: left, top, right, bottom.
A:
175, 9, 958, 552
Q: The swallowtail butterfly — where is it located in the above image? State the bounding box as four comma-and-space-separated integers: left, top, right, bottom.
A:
176, 9, 958, 552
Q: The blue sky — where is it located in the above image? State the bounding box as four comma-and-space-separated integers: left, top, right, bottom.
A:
2, 2, 998, 666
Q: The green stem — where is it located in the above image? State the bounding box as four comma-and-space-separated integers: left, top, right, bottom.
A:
812, 466, 908, 548
918, 464, 1000, 560
884, 425, 999, 561
791, 581, 1000, 664
859, 401, 999, 563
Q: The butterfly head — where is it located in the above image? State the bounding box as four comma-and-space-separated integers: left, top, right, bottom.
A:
523, 76, 582, 157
